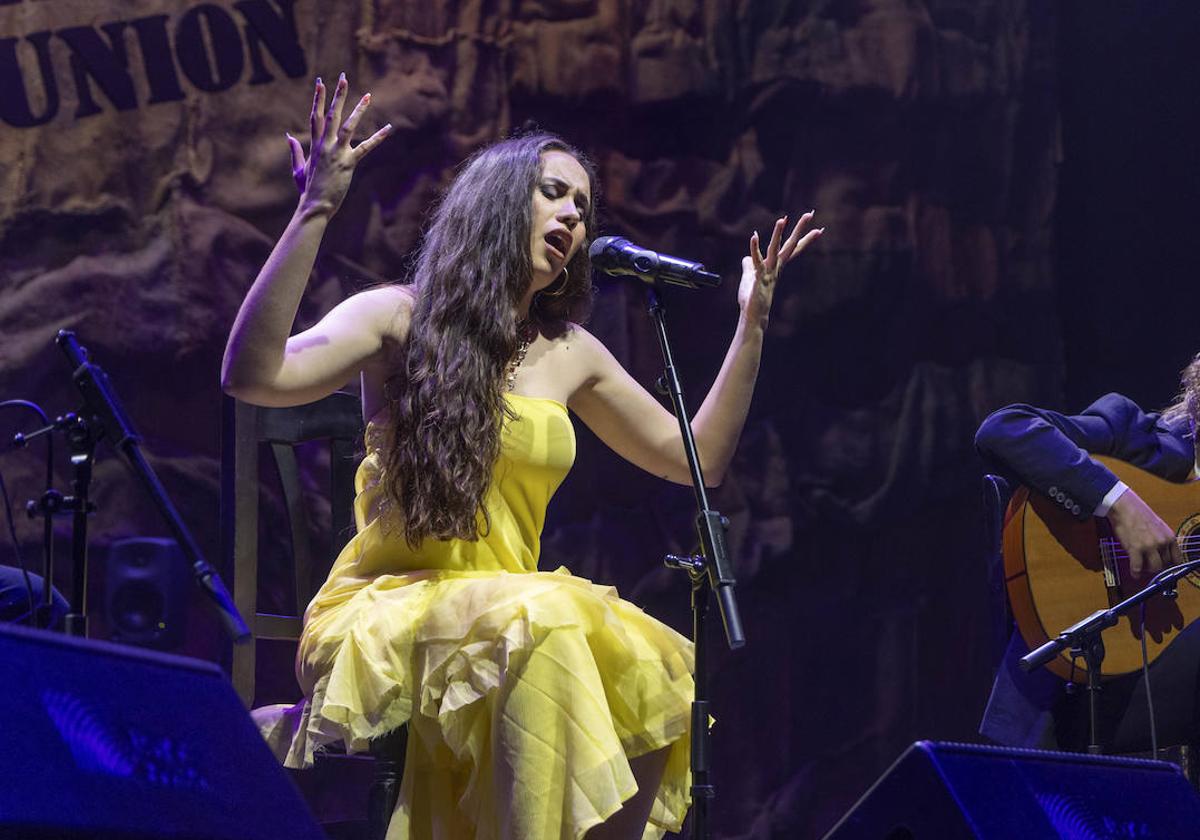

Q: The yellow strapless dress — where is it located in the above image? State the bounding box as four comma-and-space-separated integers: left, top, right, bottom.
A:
258, 393, 694, 839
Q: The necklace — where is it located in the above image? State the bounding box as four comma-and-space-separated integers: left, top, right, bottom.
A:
505, 321, 535, 391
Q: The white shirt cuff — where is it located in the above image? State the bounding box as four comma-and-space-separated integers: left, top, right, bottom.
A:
1094, 481, 1129, 518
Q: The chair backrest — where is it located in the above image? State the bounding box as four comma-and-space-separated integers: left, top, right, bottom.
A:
982, 473, 1013, 671
220, 391, 365, 707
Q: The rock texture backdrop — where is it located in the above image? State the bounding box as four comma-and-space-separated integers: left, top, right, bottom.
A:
0, 1, 1059, 836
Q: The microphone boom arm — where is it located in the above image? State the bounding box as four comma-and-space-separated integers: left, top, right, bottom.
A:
56, 331, 250, 643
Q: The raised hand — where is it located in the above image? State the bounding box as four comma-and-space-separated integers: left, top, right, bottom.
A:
285, 73, 392, 218
739, 211, 824, 326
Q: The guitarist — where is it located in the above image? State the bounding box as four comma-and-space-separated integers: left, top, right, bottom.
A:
975, 382, 1200, 753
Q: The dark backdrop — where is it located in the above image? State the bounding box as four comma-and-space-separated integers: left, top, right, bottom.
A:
1057, 0, 1200, 411
1, 2, 1196, 837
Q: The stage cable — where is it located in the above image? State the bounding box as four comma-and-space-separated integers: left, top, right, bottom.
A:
0, 400, 52, 626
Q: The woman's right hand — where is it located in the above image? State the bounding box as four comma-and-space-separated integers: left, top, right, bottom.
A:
285, 73, 392, 219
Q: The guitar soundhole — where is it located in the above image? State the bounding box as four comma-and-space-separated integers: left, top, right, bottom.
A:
1180, 512, 1200, 590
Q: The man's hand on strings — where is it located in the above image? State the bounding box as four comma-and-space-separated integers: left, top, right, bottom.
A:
740, 211, 824, 327
286, 73, 392, 219
1107, 489, 1182, 579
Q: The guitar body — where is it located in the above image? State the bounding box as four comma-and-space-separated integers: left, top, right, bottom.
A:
1005, 455, 1200, 679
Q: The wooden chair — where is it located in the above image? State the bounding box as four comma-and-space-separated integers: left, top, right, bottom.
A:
220, 391, 406, 839
222, 391, 361, 702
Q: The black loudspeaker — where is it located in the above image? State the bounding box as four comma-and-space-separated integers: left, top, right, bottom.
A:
825, 740, 1200, 839
0, 623, 323, 839
106, 537, 189, 648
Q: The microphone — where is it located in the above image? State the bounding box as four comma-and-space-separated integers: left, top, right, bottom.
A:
589, 236, 721, 289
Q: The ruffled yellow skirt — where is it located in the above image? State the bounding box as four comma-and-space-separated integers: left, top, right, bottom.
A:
256, 567, 694, 840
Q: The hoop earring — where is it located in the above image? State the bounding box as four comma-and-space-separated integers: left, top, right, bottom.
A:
542, 266, 570, 298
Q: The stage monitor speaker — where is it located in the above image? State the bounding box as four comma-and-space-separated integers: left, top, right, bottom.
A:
0, 623, 323, 840
824, 740, 1200, 839
106, 536, 189, 649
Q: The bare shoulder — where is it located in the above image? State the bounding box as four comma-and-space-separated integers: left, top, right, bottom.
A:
542, 322, 621, 401
552, 322, 606, 355
545, 322, 610, 368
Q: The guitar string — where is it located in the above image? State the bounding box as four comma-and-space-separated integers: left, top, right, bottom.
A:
1098, 535, 1200, 563
1095, 553, 1200, 565
1098, 536, 1200, 543
1097, 547, 1200, 561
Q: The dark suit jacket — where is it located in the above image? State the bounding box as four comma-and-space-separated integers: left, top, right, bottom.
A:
974, 392, 1195, 747
976, 392, 1195, 514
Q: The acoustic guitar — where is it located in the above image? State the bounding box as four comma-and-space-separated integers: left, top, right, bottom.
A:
1004, 455, 1200, 679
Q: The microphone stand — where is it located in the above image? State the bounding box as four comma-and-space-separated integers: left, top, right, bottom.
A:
8, 409, 102, 636
1020, 558, 1200, 754
644, 283, 745, 840
54, 331, 250, 643
4, 399, 60, 629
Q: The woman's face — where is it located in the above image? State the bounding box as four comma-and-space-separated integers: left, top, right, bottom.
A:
529, 150, 591, 291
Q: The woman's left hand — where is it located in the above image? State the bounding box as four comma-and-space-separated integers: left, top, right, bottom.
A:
739, 211, 823, 327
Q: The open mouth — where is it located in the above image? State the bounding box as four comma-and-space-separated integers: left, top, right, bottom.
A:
544, 229, 572, 261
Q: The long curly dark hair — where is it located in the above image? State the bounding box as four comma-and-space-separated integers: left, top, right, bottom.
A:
384, 133, 597, 547
1163, 351, 1200, 438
